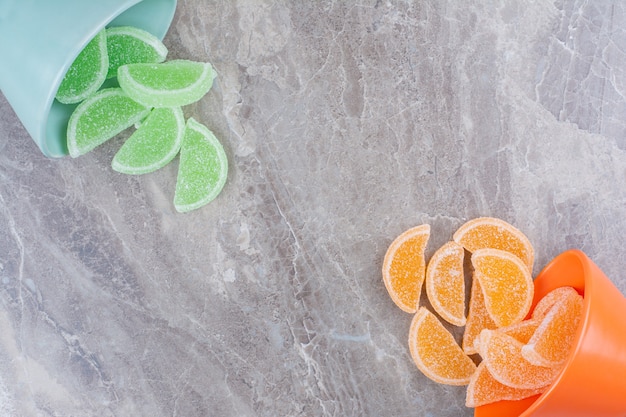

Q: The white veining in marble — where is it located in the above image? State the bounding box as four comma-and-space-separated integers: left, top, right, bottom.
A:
536, 0, 626, 148
1, 1, 626, 416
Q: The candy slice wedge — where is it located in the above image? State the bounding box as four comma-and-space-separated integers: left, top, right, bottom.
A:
453, 217, 534, 273
118, 60, 215, 108
498, 318, 541, 344
463, 275, 498, 355
531, 286, 579, 320
479, 329, 560, 390
56, 29, 108, 104
466, 362, 545, 408
112, 107, 185, 175
409, 307, 477, 386
173, 118, 228, 212
471, 248, 534, 328
105, 26, 168, 79
425, 241, 466, 326
382, 224, 430, 313
522, 289, 583, 367
67, 88, 151, 157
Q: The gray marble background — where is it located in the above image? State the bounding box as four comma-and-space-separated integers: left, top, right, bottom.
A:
2, 1, 626, 416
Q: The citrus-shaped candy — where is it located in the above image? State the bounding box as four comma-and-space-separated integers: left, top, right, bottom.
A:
453, 217, 534, 273
531, 286, 579, 319
173, 118, 228, 212
117, 60, 215, 108
56, 29, 108, 104
67, 88, 150, 157
474, 319, 541, 356
382, 225, 430, 313
480, 329, 560, 390
408, 307, 477, 386
462, 276, 497, 355
498, 318, 541, 345
112, 107, 185, 175
472, 248, 534, 328
425, 241, 466, 326
522, 289, 583, 367
105, 26, 168, 79
466, 362, 545, 408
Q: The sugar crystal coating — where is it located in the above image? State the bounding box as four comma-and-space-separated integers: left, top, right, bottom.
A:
408, 307, 477, 385
466, 362, 544, 407
105, 26, 168, 79
56, 29, 108, 104
67, 88, 150, 157
481, 329, 560, 389
112, 107, 185, 175
472, 248, 534, 327
173, 118, 228, 212
463, 276, 498, 355
498, 318, 541, 344
382, 225, 430, 313
531, 286, 579, 319
118, 60, 215, 108
425, 240, 466, 326
522, 287, 583, 367
453, 217, 534, 273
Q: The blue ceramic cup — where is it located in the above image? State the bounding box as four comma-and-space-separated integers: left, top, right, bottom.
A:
0, 0, 177, 157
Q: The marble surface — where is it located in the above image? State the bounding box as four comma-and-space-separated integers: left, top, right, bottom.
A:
2, 1, 626, 416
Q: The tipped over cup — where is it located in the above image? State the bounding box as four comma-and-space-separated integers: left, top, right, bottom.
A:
476, 249, 626, 417
0, 0, 177, 157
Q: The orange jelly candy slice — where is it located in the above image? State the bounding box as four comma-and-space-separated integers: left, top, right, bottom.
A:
382, 225, 430, 313
474, 318, 540, 359
471, 248, 534, 328
453, 217, 534, 273
498, 318, 541, 344
480, 329, 560, 389
463, 276, 497, 355
531, 286, 579, 319
408, 307, 477, 385
466, 362, 545, 408
522, 288, 583, 367
425, 241, 466, 326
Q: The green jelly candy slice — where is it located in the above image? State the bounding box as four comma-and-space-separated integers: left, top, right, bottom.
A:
105, 26, 168, 79
118, 60, 215, 108
56, 29, 108, 104
174, 118, 228, 212
112, 107, 184, 175
67, 88, 151, 158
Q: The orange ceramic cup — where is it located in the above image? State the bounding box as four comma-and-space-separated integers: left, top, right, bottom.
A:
475, 249, 626, 417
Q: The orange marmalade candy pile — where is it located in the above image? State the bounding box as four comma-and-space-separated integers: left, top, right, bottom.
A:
381, 217, 584, 409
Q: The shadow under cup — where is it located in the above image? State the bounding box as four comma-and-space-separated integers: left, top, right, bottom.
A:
0, 0, 177, 158
476, 249, 626, 417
